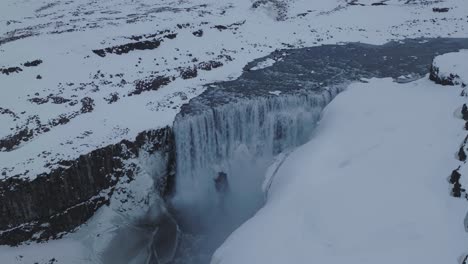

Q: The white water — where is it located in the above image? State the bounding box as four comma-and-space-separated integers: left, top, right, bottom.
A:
172, 86, 344, 233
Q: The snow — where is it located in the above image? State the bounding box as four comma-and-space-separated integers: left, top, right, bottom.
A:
2, 0, 468, 263
1, 0, 468, 180
212, 76, 468, 264
250, 58, 276, 71
433, 49, 468, 85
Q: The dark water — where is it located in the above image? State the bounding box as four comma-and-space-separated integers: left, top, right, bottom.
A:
180, 38, 468, 115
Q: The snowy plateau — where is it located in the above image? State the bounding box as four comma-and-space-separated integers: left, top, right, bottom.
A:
1, 0, 468, 263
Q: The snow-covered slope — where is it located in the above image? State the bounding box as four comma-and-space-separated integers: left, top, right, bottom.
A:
2, 0, 468, 263
431, 50, 468, 86
1, 0, 468, 179
212, 75, 468, 263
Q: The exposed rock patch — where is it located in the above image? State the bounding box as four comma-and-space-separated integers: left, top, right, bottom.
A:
433, 7, 449, 13
24, 60, 43, 67
129, 76, 172, 96
93, 39, 161, 57
429, 64, 460, 85
192, 29, 203, 37
198, 60, 223, 71
104, 92, 120, 104
80, 97, 94, 113
0, 128, 34, 152
1, 67, 22, 75
180, 67, 198, 79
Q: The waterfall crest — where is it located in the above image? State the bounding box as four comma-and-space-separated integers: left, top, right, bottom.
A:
172, 86, 343, 232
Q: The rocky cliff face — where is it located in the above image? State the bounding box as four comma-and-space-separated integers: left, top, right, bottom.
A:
0, 127, 175, 246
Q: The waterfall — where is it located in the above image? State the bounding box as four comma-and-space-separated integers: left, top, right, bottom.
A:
171, 86, 344, 233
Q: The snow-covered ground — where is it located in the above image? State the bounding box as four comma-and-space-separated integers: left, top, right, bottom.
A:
432, 50, 468, 85
3, 48, 467, 264
1, 0, 468, 179
2, 0, 468, 263
212, 75, 468, 263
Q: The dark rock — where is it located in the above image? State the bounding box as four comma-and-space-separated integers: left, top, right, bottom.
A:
198, 61, 223, 71
29, 97, 49, 104
458, 146, 467, 162
48, 114, 71, 126
0, 107, 18, 118
180, 67, 198, 79
93, 39, 161, 57
92, 49, 106, 57
462, 254, 468, 264
129, 76, 172, 96
371, 2, 386, 6
0, 128, 175, 245
0, 128, 34, 152
29, 95, 70, 105
176, 23, 190, 29
36, 75, 42, 79
348, 0, 365, 6
1, 67, 22, 75
164, 33, 177, 40
192, 30, 203, 37
449, 168, 465, 198
214, 25, 228, 31
432, 7, 449, 13
80, 97, 95, 113
104, 92, 120, 104
50, 96, 70, 104
24, 60, 43, 67
462, 104, 468, 121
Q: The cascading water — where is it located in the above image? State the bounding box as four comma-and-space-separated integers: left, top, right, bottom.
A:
170, 86, 343, 263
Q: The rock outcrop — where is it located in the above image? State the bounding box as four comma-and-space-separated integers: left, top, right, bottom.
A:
0, 127, 175, 245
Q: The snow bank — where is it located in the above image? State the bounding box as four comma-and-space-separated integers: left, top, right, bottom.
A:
431, 50, 468, 86
2, 0, 468, 180
212, 77, 468, 264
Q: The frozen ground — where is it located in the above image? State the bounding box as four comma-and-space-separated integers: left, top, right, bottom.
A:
1, 0, 468, 179
1, 0, 468, 263
212, 68, 468, 263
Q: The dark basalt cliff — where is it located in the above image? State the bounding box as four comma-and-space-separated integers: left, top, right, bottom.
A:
0, 127, 175, 246
428, 56, 468, 203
